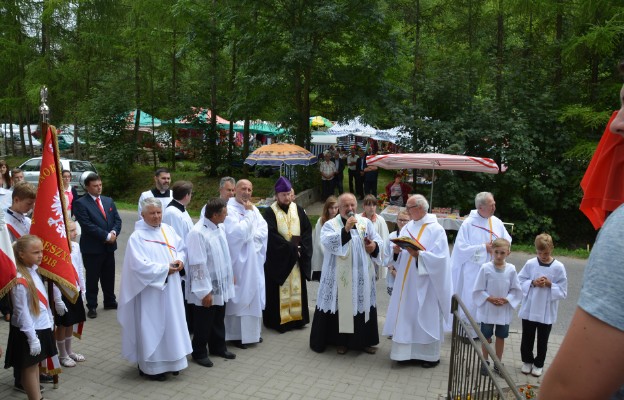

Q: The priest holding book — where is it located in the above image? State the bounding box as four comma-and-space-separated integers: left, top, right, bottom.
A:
382, 194, 452, 368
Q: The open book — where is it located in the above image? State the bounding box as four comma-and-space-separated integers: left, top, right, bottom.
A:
390, 236, 426, 251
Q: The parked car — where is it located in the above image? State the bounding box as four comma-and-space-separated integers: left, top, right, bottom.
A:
18, 157, 97, 195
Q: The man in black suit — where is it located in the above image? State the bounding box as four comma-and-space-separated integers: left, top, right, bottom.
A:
355, 148, 366, 199
73, 173, 122, 319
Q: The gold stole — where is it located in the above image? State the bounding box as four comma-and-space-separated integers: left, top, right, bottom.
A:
394, 223, 429, 330
271, 202, 303, 325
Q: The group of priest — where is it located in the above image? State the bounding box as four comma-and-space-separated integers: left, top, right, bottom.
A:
118, 170, 312, 381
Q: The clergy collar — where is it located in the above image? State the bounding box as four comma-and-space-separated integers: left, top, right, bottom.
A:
538, 258, 554, 267
6, 208, 26, 221
151, 188, 171, 198
167, 199, 185, 212
203, 218, 219, 230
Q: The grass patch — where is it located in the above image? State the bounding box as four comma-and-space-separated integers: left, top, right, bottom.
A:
510, 243, 590, 259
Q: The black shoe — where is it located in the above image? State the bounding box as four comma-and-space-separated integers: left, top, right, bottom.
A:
194, 357, 214, 367
14, 383, 45, 393
211, 350, 236, 360
421, 360, 440, 369
172, 371, 179, 376
104, 303, 118, 310
258, 337, 263, 343
148, 373, 166, 381
87, 308, 97, 319
232, 340, 248, 349
39, 373, 54, 383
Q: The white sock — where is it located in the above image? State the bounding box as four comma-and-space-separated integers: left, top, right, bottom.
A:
57, 339, 67, 358
65, 336, 74, 356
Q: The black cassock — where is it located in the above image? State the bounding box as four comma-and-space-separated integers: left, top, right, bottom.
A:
262, 203, 313, 332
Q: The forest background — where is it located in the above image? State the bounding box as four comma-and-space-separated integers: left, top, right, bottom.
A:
1, 0, 623, 248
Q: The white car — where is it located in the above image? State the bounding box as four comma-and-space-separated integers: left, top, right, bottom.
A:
19, 157, 97, 195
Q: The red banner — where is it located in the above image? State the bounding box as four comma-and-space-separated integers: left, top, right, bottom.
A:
0, 222, 17, 299
29, 126, 79, 302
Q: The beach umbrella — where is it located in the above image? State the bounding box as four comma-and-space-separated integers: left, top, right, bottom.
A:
310, 116, 333, 128
244, 142, 318, 174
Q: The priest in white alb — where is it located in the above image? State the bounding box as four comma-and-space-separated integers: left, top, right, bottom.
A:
310, 193, 383, 355
382, 194, 452, 368
223, 179, 268, 348
451, 192, 511, 337
118, 197, 192, 381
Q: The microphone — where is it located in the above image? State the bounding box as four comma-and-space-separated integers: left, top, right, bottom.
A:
347, 211, 355, 218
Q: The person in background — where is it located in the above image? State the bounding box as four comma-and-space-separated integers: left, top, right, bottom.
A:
517, 233, 568, 378
10, 168, 25, 186
385, 173, 412, 207
346, 147, 359, 194
137, 168, 172, 218
0, 160, 11, 189
361, 194, 389, 279
61, 169, 79, 213
385, 210, 410, 296
332, 149, 346, 195
319, 151, 337, 201
311, 196, 338, 281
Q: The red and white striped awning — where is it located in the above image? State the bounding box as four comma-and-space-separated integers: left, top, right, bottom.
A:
366, 153, 506, 174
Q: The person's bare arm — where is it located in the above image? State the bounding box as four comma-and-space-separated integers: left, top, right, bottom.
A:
540, 307, 624, 399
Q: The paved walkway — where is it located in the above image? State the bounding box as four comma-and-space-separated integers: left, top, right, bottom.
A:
0, 202, 564, 399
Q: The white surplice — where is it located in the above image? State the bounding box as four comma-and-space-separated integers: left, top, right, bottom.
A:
185, 219, 235, 307
316, 215, 382, 316
118, 220, 192, 375
362, 213, 389, 278
223, 198, 268, 344
163, 202, 194, 241
472, 262, 522, 325
382, 214, 452, 362
451, 210, 511, 333
517, 257, 568, 324
311, 219, 325, 277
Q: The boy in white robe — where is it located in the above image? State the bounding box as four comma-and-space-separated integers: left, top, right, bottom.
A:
118, 198, 192, 381
517, 233, 567, 377
472, 238, 522, 376
382, 194, 452, 368
223, 179, 268, 347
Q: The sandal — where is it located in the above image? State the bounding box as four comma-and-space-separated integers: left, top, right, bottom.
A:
68, 353, 86, 362
363, 346, 378, 354
59, 357, 76, 368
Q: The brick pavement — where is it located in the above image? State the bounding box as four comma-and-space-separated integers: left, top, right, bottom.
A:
0, 279, 561, 400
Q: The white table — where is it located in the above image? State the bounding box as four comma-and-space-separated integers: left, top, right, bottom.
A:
380, 206, 464, 231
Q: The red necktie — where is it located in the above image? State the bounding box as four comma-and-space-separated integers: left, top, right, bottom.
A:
96, 197, 107, 219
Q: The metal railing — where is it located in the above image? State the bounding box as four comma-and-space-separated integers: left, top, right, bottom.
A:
447, 295, 522, 400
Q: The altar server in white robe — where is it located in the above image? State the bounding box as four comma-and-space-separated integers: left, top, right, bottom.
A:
118, 197, 192, 381
361, 194, 390, 279
186, 198, 236, 367
382, 194, 452, 368
310, 193, 383, 355
223, 179, 268, 347
451, 192, 511, 337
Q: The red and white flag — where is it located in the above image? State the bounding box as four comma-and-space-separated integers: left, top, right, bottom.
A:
0, 219, 17, 299
29, 126, 79, 302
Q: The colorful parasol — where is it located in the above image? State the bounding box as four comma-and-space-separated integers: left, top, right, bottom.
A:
310, 116, 333, 128
244, 143, 318, 167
